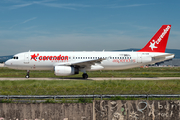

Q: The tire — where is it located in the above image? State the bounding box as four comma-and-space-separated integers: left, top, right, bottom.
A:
25, 75, 29, 78
82, 73, 88, 79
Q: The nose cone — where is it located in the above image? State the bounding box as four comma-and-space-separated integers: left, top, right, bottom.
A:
5, 60, 11, 67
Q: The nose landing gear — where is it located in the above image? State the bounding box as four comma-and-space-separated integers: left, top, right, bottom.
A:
25, 70, 30, 78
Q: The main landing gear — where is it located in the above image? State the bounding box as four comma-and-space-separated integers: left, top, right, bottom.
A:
82, 73, 88, 79
25, 70, 30, 78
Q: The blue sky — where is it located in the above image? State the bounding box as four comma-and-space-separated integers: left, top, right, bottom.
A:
0, 0, 180, 56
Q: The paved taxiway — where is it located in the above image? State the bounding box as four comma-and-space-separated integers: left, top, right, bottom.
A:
0, 77, 180, 80
0, 63, 4, 67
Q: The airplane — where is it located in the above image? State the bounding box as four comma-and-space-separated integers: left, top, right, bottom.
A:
5, 25, 174, 79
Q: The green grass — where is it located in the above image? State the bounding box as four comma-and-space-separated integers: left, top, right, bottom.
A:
0, 67, 180, 101
0, 67, 180, 78
0, 80, 180, 95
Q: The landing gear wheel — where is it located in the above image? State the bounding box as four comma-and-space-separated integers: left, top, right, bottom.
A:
25, 75, 29, 78
25, 70, 30, 78
82, 73, 88, 79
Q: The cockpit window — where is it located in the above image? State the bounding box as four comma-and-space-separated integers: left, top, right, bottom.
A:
12, 56, 18, 59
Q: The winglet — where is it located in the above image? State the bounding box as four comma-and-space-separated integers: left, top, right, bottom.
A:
138, 25, 171, 53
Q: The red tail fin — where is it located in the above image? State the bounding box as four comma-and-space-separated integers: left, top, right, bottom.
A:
138, 25, 171, 53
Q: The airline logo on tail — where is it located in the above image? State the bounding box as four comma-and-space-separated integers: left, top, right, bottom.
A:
155, 25, 171, 44
149, 40, 157, 51
149, 25, 171, 51
138, 25, 171, 53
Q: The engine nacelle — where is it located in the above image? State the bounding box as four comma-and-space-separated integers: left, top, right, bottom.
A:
54, 66, 79, 76
142, 56, 152, 63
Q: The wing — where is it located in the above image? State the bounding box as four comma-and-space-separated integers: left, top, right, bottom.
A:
53, 58, 105, 69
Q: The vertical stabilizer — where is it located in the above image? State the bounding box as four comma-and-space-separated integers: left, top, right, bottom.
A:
138, 25, 171, 53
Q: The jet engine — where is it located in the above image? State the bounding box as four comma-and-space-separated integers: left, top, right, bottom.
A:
54, 66, 79, 76
142, 56, 152, 63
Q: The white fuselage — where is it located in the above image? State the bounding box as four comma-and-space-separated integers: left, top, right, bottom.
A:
5, 51, 174, 71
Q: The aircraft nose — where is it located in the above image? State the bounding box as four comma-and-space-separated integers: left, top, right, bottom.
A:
5, 60, 11, 66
